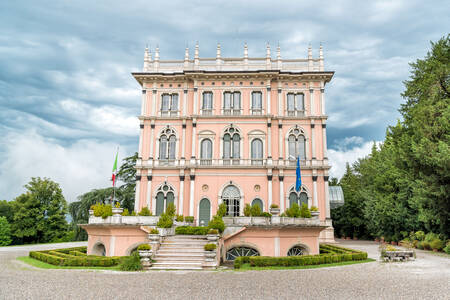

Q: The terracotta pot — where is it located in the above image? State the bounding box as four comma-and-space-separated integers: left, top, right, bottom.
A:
391, 241, 397, 245
346, 237, 351, 240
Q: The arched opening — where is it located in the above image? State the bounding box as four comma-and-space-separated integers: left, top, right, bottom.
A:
287, 245, 309, 256
159, 127, 177, 165
251, 198, 263, 211
92, 243, 106, 256
222, 185, 240, 216
289, 187, 309, 208
155, 183, 176, 216
199, 198, 211, 226
200, 139, 212, 165
251, 138, 263, 165
226, 246, 260, 261
223, 126, 241, 165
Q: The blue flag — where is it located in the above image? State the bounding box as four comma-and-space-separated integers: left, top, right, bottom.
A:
295, 156, 302, 191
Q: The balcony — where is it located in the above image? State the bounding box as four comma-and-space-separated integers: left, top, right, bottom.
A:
201, 109, 213, 116
158, 159, 176, 166
286, 110, 305, 117
222, 109, 242, 116
160, 110, 179, 117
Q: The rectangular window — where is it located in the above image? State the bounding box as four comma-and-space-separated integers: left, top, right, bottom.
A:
202, 92, 213, 115
223, 92, 241, 115
252, 92, 262, 114
286, 93, 304, 116
161, 94, 179, 116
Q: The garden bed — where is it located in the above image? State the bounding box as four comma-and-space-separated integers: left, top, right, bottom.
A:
29, 247, 121, 267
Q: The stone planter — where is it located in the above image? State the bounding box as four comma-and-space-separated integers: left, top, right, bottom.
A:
88, 209, 94, 217
280, 217, 295, 225
112, 207, 123, 216
204, 250, 216, 262
234, 217, 252, 225
138, 250, 152, 269
251, 217, 270, 225
222, 217, 234, 225
311, 211, 320, 218
206, 234, 219, 242
148, 234, 160, 242
158, 227, 175, 237
269, 207, 280, 216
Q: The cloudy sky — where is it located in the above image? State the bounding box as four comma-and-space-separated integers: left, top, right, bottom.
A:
0, 0, 448, 202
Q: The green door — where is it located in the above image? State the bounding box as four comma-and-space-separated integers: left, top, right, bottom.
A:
289, 192, 298, 208
252, 198, 263, 211
166, 192, 174, 210
156, 192, 164, 216
299, 192, 308, 207
199, 198, 210, 226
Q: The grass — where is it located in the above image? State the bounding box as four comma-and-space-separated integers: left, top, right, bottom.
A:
17, 256, 121, 271
235, 258, 376, 271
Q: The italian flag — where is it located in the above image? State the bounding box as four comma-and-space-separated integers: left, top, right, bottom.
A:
112, 149, 119, 187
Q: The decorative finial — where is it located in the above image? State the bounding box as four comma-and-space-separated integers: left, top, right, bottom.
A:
244, 42, 248, 58
319, 44, 323, 59
185, 47, 189, 60
277, 43, 281, 60
308, 44, 312, 59
155, 45, 160, 60
266, 42, 271, 58
143, 46, 150, 71
216, 42, 221, 58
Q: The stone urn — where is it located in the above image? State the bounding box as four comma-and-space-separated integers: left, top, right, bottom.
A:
311, 211, 320, 218
206, 234, 219, 242
269, 207, 280, 216
148, 234, 160, 242
138, 250, 152, 269
204, 251, 216, 262
112, 207, 123, 216
89, 209, 94, 217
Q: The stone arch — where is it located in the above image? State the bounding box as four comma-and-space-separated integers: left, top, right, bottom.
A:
286, 243, 310, 256
125, 241, 149, 256
286, 184, 311, 209
92, 242, 106, 256
224, 242, 261, 261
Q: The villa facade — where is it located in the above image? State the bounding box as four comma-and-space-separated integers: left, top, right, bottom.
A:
83, 43, 335, 263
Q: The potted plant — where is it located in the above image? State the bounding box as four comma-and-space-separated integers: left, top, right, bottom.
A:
310, 206, 319, 217
156, 213, 174, 236
184, 216, 194, 225
148, 228, 160, 241
137, 244, 152, 268
206, 229, 219, 241
204, 243, 217, 261
112, 202, 123, 215
269, 204, 280, 216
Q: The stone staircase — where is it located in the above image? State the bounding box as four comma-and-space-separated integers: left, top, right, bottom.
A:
151, 235, 209, 270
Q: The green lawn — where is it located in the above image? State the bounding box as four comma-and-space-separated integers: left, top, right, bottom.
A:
235, 258, 376, 271
17, 256, 121, 271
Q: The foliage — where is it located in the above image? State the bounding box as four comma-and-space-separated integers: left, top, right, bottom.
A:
243, 204, 251, 217
156, 213, 173, 228
137, 244, 151, 251
217, 203, 227, 217
415, 231, 425, 241
270, 204, 279, 209
261, 212, 272, 217
175, 215, 184, 222
310, 206, 318, 212
204, 243, 217, 251
430, 239, 444, 251
184, 216, 194, 223
29, 247, 121, 267
0, 200, 14, 223
11, 177, 69, 244
207, 215, 225, 233
149, 228, 159, 234
208, 229, 219, 235
424, 232, 440, 243
444, 242, 450, 254
300, 203, 312, 218
175, 226, 208, 235
121, 208, 129, 216
250, 204, 262, 217
91, 203, 113, 219
0, 216, 12, 246
138, 207, 152, 216
285, 203, 311, 218
118, 252, 143, 271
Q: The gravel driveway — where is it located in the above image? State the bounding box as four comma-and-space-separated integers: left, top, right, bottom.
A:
0, 239, 449, 299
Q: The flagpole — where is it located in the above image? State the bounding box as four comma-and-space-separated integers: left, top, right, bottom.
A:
112, 146, 119, 205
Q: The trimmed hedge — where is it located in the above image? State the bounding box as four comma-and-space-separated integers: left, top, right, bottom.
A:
175, 226, 208, 235
29, 246, 121, 267
234, 244, 368, 269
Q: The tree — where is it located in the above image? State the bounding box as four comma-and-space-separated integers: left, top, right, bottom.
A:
0, 200, 14, 223
117, 152, 138, 212
11, 177, 68, 244
0, 216, 12, 246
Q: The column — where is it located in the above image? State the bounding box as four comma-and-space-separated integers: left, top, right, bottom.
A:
321, 88, 325, 115
309, 88, 314, 115
141, 90, 147, 115
138, 124, 144, 159
179, 175, 185, 215
190, 121, 196, 164
152, 88, 157, 116
193, 86, 198, 115
183, 89, 188, 116
312, 175, 318, 208
311, 124, 316, 163
279, 173, 284, 212
149, 123, 155, 163
277, 88, 282, 116
181, 123, 186, 165
267, 121, 272, 164
266, 86, 271, 114
134, 175, 141, 212
278, 123, 283, 166
146, 174, 152, 210
189, 174, 195, 216
324, 176, 330, 218
267, 173, 273, 208
322, 124, 328, 161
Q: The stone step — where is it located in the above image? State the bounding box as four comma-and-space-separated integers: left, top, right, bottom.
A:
155, 253, 205, 258
154, 256, 205, 262
165, 235, 209, 240
152, 262, 203, 269
150, 266, 203, 270
157, 250, 205, 255
160, 243, 206, 248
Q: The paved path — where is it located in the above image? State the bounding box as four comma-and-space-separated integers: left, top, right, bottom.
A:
0, 240, 449, 299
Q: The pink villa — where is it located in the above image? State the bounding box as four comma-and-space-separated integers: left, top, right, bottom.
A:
83, 43, 335, 269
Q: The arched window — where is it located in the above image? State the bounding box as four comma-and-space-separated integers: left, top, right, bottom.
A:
161, 93, 179, 116
288, 126, 306, 164
287, 245, 308, 256
200, 139, 212, 165
251, 138, 263, 165
202, 92, 213, 115
222, 185, 240, 216
251, 91, 262, 114
286, 93, 304, 116
251, 198, 263, 211
223, 92, 241, 115
199, 198, 211, 226
288, 186, 309, 208
223, 126, 241, 165
226, 247, 259, 261
155, 183, 175, 216
159, 127, 176, 165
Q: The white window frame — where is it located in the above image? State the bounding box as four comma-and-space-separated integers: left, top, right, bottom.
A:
286, 92, 305, 117
250, 91, 264, 115
201, 91, 214, 116
160, 93, 180, 117
222, 91, 242, 115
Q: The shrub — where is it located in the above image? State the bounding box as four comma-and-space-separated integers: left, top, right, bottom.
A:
234, 256, 250, 269
444, 242, 450, 254
157, 213, 173, 228
0, 216, 12, 246
204, 243, 217, 251
149, 228, 159, 234
280, 212, 287, 217
270, 204, 279, 209
138, 206, 152, 216
421, 241, 431, 250
184, 216, 194, 223
137, 244, 151, 251
244, 204, 252, 217
207, 216, 225, 233
261, 212, 272, 218
175, 226, 208, 235
29, 247, 120, 267
166, 203, 176, 217
300, 203, 312, 218
176, 215, 184, 222
114, 202, 121, 208
217, 203, 227, 217
250, 204, 262, 217
424, 232, 440, 243
92, 203, 113, 219
121, 208, 129, 216
119, 252, 143, 271
208, 229, 219, 235
130, 211, 136, 216
310, 206, 318, 212
430, 239, 444, 251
